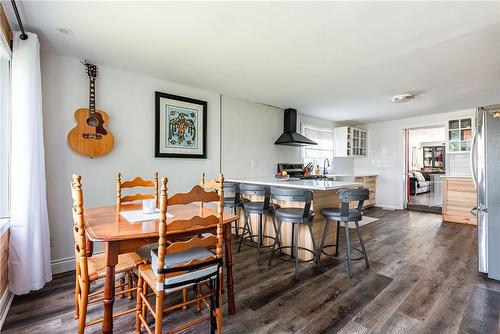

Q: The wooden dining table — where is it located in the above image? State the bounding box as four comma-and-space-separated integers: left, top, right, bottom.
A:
84, 203, 238, 334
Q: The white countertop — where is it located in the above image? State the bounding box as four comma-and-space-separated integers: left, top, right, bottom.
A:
226, 177, 362, 191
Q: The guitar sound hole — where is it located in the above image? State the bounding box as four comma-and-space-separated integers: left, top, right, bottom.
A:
86, 117, 98, 127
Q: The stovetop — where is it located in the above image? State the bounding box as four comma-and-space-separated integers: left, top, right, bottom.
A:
277, 163, 329, 180
299, 175, 329, 180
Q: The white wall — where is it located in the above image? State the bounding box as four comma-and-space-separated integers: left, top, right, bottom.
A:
221, 96, 299, 177
354, 109, 474, 209
447, 153, 472, 176
298, 114, 354, 174
42, 51, 221, 272
221, 102, 354, 177
43, 53, 346, 273
46, 50, 474, 271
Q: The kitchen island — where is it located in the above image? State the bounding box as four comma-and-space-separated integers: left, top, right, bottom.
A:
227, 177, 362, 260
327, 174, 377, 208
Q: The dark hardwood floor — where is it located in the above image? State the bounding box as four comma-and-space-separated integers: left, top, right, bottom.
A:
3, 208, 500, 333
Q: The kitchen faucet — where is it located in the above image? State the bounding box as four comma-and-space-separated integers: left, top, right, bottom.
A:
323, 158, 330, 175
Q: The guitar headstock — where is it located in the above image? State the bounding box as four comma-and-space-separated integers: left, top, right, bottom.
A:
81, 60, 97, 78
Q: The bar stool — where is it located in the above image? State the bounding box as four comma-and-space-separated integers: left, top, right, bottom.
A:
237, 184, 280, 265
268, 187, 319, 280
223, 182, 246, 237
317, 187, 370, 278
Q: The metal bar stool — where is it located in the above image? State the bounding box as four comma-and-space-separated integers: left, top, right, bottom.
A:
237, 184, 280, 265
223, 182, 246, 237
317, 187, 370, 277
268, 187, 319, 280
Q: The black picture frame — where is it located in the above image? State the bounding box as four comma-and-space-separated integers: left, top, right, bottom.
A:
154, 91, 207, 159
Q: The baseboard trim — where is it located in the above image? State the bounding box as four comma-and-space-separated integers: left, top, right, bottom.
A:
51, 251, 105, 275
0, 289, 14, 331
374, 204, 402, 210
51, 256, 76, 275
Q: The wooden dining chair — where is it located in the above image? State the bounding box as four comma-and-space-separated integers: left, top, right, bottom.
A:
115, 172, 158, 300
116, 172, 159, 211
199, 172, 220, 210
71, 174, 144, 334
135, 175, 225, 334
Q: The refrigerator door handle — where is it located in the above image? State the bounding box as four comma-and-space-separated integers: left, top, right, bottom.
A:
478, 204, 488, 213
470, 129, 478, 189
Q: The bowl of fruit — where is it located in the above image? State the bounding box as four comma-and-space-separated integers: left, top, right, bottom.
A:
273, 171, 290, 181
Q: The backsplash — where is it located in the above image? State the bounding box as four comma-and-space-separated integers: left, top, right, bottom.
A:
447, 153, 471, 176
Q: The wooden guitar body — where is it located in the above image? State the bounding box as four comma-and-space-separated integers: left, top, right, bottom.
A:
67, 108, 114, 157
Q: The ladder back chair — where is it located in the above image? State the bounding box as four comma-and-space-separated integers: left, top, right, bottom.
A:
116, 172, 158, 298
71, 174, 143, 334
135, 175, 225, 334
318, 187, 370, 277
116, 172, 159, 211
201, 173, 243, 236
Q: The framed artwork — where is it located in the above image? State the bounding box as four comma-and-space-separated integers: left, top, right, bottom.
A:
155, 91, 207, 158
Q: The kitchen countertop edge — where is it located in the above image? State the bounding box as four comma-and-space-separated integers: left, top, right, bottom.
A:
226, 177, 362, 191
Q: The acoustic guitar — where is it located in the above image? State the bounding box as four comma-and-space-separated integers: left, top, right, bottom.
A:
67, 61, 114, 158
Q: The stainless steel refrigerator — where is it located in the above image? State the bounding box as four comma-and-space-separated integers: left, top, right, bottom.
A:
471, 104, 500, 280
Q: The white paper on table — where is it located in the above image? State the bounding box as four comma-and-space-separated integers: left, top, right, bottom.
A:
119, 209, 174, 223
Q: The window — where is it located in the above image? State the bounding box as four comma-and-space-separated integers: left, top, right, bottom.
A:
302, 125, 334, 170
0, 36, 11, 218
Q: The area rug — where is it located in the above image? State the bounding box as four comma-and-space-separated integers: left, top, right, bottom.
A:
340, 216, 379, 229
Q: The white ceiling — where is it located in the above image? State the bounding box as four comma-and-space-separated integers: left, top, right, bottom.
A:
5, 1, 500, 123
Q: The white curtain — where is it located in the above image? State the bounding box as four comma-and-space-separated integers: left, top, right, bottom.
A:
9, 31, 52, 295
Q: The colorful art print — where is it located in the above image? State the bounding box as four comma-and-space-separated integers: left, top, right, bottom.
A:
155, 92, 207, 158
166, 106, 198, 148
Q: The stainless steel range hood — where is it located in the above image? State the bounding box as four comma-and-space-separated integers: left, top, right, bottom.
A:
274, 108, 317, 146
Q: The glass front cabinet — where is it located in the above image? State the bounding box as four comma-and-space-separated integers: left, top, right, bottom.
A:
423, 145, 445, 171
447, 117, 473, 153
334, 126, 367, 157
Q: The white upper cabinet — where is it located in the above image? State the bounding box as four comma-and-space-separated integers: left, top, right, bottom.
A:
334, 126, 367, 157
447, 117, 473, 154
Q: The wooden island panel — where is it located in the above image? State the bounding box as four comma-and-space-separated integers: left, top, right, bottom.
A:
442, 177, 477, 225
354, 176, 377, 208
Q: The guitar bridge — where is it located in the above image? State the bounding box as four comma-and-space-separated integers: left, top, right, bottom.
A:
82, 133, 102, 140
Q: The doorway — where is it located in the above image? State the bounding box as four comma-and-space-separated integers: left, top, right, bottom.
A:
405, 126, 446, 213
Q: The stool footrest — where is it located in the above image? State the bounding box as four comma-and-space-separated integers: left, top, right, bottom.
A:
320, 244, 366, 261
239, 234, 278, 249
271, 246, 317, 263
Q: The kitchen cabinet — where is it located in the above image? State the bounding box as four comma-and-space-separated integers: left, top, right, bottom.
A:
334, 126, 367, 157
354, 175, 377, 208
330, 174, 377, 208
447, 117, 473, 154
442, 176, 477, 225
